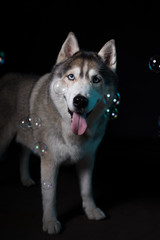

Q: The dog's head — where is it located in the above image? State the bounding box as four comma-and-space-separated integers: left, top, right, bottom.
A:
50, 32, 118, 135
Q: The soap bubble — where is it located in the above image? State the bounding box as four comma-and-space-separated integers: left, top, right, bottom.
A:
53, 80, 68, 95
104, 107, 118, 120
113, 92, 120, 106
33, 142, 48, 156
158, 116, 160, 138
19, 117, 31, 130
19, 115, 41, 130
104, 108, 110, 118
148, 55, 160, 73
28, 114, 41, 129
103, 92, 120, 120
42, 181, 53, 190
0, 51, 5, 65
103, 92, 112, 105
103, 92, 121, 106
110, 108, 118, 120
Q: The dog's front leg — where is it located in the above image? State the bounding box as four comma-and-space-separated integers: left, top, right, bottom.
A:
41, 156, 61, 234
76, 153, 106, 220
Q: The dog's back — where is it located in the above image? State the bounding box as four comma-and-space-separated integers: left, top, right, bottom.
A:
0, 73, 39, 157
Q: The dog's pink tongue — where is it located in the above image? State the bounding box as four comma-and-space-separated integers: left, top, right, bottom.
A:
71, 112, 87, 135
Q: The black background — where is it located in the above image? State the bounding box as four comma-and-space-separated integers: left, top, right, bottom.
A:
0, 1, 160, 239
0, 1, 160, 138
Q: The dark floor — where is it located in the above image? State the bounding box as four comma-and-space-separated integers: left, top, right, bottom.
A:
0, 138, 160, 240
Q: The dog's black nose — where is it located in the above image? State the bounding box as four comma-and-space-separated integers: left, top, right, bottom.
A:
73, 95, 88, 110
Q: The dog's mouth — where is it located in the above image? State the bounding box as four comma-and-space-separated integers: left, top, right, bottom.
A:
68, 109, 92, 119
68, 108, 92, 136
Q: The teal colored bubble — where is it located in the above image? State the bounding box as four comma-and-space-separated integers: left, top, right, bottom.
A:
149, 56, 160, 73
113, 92, 120, 106
0, 51, 5, 65
110, 108, 118, 119
103, 92, 112, 105
42, 181, 53, 190
33, 142, 48, 156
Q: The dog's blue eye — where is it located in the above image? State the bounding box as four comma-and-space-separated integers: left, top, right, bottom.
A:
67, 74, 75, 81
92, 75, 102, 84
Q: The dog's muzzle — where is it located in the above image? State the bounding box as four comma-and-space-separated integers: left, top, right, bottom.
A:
66, 94, 88, 136
73, 94, 88, 114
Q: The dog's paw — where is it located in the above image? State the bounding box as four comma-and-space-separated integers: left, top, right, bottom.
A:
21, 177, 35, 187
43, 219, 61, 234
85, 207, 106, 220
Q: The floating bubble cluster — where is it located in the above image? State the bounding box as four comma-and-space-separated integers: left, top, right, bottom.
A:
19, 114, 41, 130
42, 181, 53, 190
148, 55, 160, 73
0, 51, 5, 65
33, 142, 48, 156
19, 115, 47, 158
104, 92, 120, 120
53, 80, 68, 95
104, 107, 119, 119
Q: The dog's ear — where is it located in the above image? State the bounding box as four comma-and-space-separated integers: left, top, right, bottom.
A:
56, 32, 79, 64
98, 39, 117, 72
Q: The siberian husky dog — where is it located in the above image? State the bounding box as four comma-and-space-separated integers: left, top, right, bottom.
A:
0, 32, 118, 234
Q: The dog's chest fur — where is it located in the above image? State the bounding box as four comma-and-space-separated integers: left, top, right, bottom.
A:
47, 116, 106, 165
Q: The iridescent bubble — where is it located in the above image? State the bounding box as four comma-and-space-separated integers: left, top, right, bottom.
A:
0, 51, 5, 65
19, 119, 26, 129
28, 114, 41, 129
149, 55, 160, 73
104, 107, 118, 120
103, 92, 120, 120
53, 80, 68, 95
113, 92, 120, 106
42, 181, 53, 190
103, 92, 112, 105
158, 116, 160, 138
33, 142, 48, 156
19, 117, 31, 130
19, 115, 41, 130
104, 108, 110, 118
110, 108, 118, 120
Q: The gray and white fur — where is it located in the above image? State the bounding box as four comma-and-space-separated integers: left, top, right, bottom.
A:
0, 32, 118, 234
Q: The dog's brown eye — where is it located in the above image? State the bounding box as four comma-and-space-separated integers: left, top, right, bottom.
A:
67, 74, 75, 81
92, 75, 102, 84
